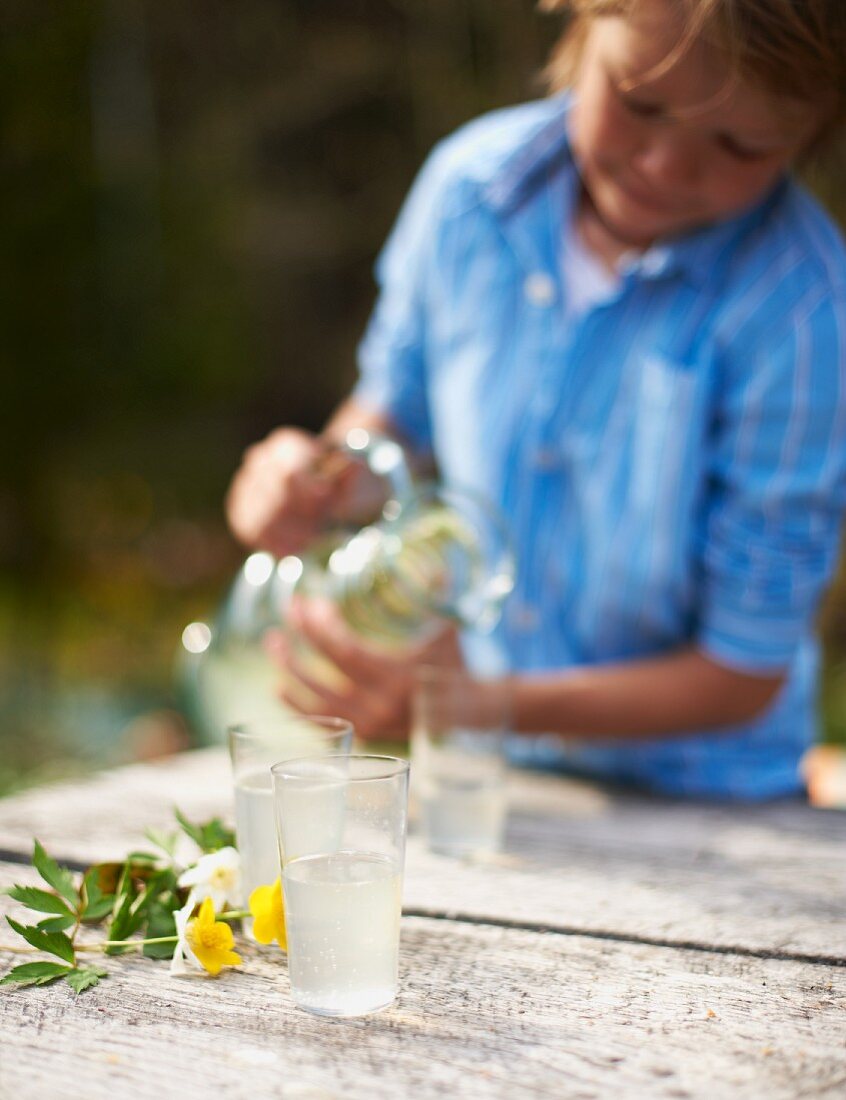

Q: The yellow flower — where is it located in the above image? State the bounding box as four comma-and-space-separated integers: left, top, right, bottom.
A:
249, 879, 287, 951
185, 897, 243, 976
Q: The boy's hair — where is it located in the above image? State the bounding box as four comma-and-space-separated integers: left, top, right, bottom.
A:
540, 0, 846, 150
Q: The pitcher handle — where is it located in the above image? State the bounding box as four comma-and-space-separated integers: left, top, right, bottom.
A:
317, 428, 414, 517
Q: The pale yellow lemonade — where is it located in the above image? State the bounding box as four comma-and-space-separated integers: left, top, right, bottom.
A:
414, 729, 507, 857
419, 770, 506, 857
233, 769, 279, 903
282, 850, 402, 1016
235, 767, 346, 904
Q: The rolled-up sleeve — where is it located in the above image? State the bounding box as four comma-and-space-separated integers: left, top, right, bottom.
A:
697, 288, 846, 671
354, 141, 461, 453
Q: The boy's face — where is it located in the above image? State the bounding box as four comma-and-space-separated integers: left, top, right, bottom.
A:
569, 0, 826, 248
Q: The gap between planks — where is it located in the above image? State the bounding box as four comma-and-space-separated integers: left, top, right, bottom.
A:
402, 906, 846, 970
3, 844, 843, 972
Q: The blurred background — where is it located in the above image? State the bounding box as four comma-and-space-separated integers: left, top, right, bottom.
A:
3, 0, 846, 796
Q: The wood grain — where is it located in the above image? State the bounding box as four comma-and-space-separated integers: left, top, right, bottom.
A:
0, 862, 843, 1100
0, 751, 842, 959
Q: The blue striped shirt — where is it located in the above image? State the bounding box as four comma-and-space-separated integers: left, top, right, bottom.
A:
354, 95, 846, 799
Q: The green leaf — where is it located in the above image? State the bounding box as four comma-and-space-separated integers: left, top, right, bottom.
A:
32, 841, 79, 908
144, 827, 178, 858
82, 898, 114, 923
6, 917, 76, 964
200, 819, 236, 851
143, 902, 178, 959
124, 851, 160, 866
106, 882, 148, 953
111, 862, 134, 915
81, 869, 114, 923
86, 862, 123, 897
37, 915, 77, 933
175, 809, 235, 853
5, 885, 75, 918
127, 870, 173, 925
106, 899, 139, 953
143, 867, 178, 898
174, 809, 204, 848
65, 966, 108, 994
0, 961, 73, 988
103, 862, 179, 952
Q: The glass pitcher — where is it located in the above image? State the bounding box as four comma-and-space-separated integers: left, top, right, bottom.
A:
179, 431, 515, 744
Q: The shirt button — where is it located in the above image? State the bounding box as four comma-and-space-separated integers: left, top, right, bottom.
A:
639, 249, 668, 277
534, 447, 560, 471
524, 272, 556, 306
510, 601, 540, 632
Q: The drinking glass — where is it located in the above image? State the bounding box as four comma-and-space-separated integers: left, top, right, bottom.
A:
228, 715, 353, 907
271, 754, 410, 1017
411, 665, 510, 858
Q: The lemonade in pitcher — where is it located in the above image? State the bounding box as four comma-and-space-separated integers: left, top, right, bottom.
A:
184, 431, 515, 743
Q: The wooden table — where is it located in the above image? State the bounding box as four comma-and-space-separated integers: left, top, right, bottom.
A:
0, 749, 843, 1098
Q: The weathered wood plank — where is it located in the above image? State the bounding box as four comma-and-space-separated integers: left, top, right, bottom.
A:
0, 751, 843, 959
0, 861, 843, 1100
0, 750, 230, 864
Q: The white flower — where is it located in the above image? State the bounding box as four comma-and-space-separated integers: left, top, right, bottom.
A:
169, 895, 202, 977
177, 847, 242, 911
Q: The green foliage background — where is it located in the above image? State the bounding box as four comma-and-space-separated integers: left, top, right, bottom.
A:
2, 0, 845, 792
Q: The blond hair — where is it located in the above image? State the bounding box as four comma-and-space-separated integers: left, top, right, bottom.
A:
539, 0, 846, 151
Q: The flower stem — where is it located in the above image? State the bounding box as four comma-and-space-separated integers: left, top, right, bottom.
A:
1, 934, 179, 956
76, 935, 178, 952
2, 913, 249, 957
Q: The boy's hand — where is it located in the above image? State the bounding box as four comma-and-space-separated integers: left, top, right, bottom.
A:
267, 597, 463, 741
225, 428, 340, 557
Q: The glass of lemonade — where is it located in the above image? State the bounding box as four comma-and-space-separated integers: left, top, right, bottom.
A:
411, 665, 510, 858
271, 754, 410, 1017
228, 715, 353, 909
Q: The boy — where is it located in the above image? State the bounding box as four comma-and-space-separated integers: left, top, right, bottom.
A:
227, 0, 846, 799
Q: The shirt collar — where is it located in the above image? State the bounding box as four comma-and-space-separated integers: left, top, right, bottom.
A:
625, 186, 785, 289
482, 94, 574, 217
480, 96, 578, 281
